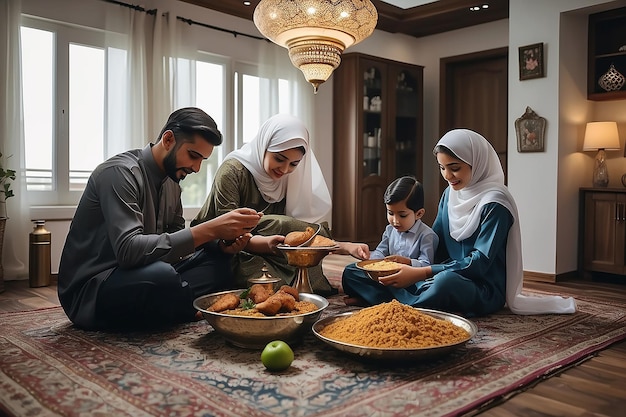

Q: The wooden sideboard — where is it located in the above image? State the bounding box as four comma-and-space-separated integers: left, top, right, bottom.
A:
579, 188, 626, 278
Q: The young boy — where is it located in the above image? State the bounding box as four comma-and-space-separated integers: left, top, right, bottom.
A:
342, 176, 438, 306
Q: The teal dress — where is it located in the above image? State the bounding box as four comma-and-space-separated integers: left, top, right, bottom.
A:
342, 188, 513, 316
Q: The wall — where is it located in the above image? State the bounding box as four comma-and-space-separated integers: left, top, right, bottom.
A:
507, 0, 626, 276
20, 0, 626, 279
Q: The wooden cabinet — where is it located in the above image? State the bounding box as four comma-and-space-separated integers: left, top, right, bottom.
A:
579, 188, 626, 277
332, 53, 423, 247
588, 6, 626, 101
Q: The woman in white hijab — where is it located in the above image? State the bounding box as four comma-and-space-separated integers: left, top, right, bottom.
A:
193, 114, 368, 294
343, 129, 576, 316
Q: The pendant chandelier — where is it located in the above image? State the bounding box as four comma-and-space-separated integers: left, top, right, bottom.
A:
253, 0, 378, 93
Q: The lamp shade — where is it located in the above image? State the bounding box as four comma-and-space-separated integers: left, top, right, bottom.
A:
254, 0, 378, 93
583, 121, 621, 150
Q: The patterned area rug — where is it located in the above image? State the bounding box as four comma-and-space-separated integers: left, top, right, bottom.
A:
1, 289, 626, 417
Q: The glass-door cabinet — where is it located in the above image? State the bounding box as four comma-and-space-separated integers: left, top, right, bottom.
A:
391, 68, 422, 179
363, 65, 383, 177
332, 53, 423, 248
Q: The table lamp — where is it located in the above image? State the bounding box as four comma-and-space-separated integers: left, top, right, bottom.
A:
583, 121, 621, 187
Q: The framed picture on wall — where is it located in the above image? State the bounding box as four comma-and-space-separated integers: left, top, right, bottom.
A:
515, 106, 546, 152
519, 43, 545, 80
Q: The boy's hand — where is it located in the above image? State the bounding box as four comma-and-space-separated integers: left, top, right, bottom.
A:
335, 242, 370, 260
384, 255, 411, 265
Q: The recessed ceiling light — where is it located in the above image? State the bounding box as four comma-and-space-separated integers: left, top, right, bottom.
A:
469, 4, 488, 12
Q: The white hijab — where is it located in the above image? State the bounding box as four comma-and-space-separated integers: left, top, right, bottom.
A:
224, 114, 332, 223
437, 129, 576, 314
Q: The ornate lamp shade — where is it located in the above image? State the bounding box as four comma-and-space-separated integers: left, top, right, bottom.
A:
254, 0, 378, 93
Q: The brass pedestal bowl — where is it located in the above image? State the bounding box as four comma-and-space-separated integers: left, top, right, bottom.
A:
276, 244, 340, 293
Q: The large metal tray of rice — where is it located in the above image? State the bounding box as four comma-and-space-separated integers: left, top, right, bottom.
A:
312, 300, 477, 360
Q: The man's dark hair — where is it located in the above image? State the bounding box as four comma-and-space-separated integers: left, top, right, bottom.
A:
158, 107, 223, 146
384, 176, 424, 211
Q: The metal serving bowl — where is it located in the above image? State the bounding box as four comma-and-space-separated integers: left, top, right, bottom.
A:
312, 309, 478, 361
193, 289, 329, 349
356, 259, 402, 281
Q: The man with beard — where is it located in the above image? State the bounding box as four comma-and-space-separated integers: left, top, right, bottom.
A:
58, 107, 263, 330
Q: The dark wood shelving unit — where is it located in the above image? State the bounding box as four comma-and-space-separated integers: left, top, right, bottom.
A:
588, 6, 626, 101
332, 53, 423, 248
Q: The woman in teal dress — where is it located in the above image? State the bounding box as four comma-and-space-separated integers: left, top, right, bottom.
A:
342, 129, 576, 316
192, 114, 368, 294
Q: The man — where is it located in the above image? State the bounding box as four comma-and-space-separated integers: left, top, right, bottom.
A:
58, 107, 262, 330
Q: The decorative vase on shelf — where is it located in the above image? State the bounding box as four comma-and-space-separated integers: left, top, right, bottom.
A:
598, 64, 626, 92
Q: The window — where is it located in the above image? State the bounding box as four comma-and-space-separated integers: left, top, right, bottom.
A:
20, 14, 297, 212
170, 56, 228, 209
21, 16, 128, 206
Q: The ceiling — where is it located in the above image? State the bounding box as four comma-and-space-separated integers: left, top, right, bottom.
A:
179, 0, 509, 38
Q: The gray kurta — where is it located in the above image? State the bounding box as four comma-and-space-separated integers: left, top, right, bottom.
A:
192, 159, 335, 294
58, 145, 195, 328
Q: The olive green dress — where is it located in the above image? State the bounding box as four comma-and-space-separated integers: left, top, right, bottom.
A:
192, 159, 335, 295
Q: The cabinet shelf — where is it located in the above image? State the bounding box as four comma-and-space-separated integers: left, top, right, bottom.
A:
588, 90, 626, 101
595, 51, 626, 59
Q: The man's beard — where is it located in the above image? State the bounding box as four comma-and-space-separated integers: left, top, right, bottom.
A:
163, 147, 182, 183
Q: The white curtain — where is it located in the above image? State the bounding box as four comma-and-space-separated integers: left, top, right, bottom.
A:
104, 3, 154, 152
150, 11, 173, 139
151, 12, 188, 140
258, 40, 315, 135
1, 0, 29, 281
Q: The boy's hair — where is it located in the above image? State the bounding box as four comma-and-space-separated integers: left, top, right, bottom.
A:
384, 176, 424, 211
157, 107, 223, 146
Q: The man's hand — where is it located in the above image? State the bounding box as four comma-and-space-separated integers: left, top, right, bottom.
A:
220, 208, 263, 237
219, 233, 252, 254
191, 207, 262, 247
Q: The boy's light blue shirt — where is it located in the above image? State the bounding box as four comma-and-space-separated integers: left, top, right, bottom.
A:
370, 220, 439, 267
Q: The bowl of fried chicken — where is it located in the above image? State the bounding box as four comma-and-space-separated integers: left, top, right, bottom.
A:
193, 284, 329, 349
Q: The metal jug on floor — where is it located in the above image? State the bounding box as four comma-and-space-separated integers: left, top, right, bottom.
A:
29, 220, 51, 288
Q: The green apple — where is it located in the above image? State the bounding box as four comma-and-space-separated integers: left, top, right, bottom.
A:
261, 340, 294, 371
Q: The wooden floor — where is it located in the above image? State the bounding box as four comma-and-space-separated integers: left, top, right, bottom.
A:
1, 278, 625, 416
